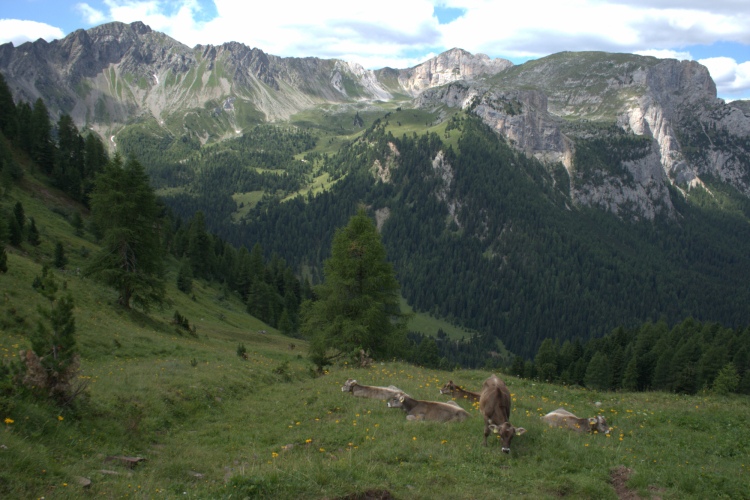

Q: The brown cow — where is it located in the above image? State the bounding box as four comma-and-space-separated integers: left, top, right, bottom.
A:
542, 408, 610, 434
340, 379, 406, 400
479, 375, 526, 453
387, 393, 470, 422
439, 380, 481, 403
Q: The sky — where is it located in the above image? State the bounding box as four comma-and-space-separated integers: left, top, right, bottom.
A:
1, 0, 748, 101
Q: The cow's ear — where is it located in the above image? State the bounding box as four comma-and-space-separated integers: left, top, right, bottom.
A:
516, 427, 526, 435
351, 379, 357, 384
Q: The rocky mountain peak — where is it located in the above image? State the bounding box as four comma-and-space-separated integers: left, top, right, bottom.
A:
397, 48, 513, 96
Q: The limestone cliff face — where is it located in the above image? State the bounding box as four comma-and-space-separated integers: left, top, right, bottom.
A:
571, 141, 676, 220
395, 48, 512, 96
416, 53, 750, 220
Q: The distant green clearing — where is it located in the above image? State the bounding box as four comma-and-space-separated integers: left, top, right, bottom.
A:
401, 298, 473, 341
231, 191, 264, 220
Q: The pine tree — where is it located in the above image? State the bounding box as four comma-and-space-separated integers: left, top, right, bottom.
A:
27, 217, 41, 246
278, 308, 294, 336
187, 211, 212, 279
622, 355, 639, 391
176, 258, 193, 294
13, 202, 25, 231
510, 355, 525, 378
71, 211, 84, 236
0, 243, 6, 273
54, 114, 84, 199
82, 132, 108, 204
535, 338, 558, 382
585, 351, 612, 391
8, 213, 23, 246
712, 363, 739, 395
31, 98, 55, 174
300, 208, 408, 370
85, 154, 166, 310
53, 241, 67, 269
22, 271, 83, 405
0, 72, 18, 139
17, 101, 33, 154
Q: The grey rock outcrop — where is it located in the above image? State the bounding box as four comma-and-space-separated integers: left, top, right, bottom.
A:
416, 52, 750, 220
394, 48, 512, 96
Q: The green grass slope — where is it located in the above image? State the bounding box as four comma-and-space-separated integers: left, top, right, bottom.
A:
2, 168, 750, 499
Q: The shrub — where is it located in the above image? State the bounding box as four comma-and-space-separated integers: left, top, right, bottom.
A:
713, 363, 740, 395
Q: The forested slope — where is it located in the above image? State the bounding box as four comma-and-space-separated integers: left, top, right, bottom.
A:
231, 116, 750, 357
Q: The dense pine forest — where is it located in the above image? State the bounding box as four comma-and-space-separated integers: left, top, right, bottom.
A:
522, 318, 750, 395
183, 116, 750, 360
3, 71, 750, 396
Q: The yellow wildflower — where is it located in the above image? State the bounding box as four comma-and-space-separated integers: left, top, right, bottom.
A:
4, 418, 13, 425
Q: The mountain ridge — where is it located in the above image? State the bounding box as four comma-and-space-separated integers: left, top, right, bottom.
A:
1, 21, 749, 220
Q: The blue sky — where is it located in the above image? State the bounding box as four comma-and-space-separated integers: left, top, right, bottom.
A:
1, 0, 748, 100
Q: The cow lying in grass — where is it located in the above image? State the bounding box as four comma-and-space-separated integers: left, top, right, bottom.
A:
542, 408, 610, 434
387, 393, 470, 422
479, 375, 526, 453
439, 380, 481, 403
340, 379, 406, 400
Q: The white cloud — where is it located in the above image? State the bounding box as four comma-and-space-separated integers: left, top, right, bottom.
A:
0, 19, 65, 46
635, 49, 692, 61
75, 3, 107, 25
699, 57, 750, 98
71, 1, 750, 68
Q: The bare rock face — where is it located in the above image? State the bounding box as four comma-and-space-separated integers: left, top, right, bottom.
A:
398, 48, 512, 96
416, 53, 750, 220
571, 141, 677, 220
0, 21, 393, 132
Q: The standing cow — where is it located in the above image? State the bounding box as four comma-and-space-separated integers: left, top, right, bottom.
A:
479, 375, 526, 453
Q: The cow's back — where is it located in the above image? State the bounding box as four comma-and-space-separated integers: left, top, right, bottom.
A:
479, 375, 511, 424
412, 401, 470, 422
353, 385, 401, 400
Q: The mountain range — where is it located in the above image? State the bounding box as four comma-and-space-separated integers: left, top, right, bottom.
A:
2, 21, 749, 221
3, 21, 750, 355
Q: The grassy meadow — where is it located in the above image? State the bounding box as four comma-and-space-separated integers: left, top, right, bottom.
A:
2, 171, 750, 500
2, 245, 749, 499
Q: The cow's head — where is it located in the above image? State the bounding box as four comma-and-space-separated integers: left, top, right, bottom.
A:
488, 421, 526, 453
387, 393, 406, 408
588, 415, 610, 434
439, 380, 456, 395
341, 379, 357, 392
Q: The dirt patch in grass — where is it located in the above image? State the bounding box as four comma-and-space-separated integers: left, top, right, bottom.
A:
329, 489, 395, 500
610, 465, 664, 500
